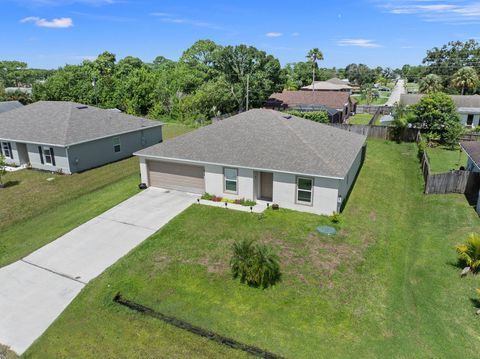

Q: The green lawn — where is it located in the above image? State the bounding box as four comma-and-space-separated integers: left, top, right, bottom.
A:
352, 94, 389, 105
26, 140, 480, 358
0, 123, 193, 268
426, 146, 467, 173
348, 113, 372, 125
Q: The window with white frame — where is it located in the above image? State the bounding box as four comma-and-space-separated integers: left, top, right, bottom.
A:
113, 137, 121, 153
224, 168, 238, 193
1, 142, 11, 158
43, 147, 53, 164
296, 177, 313, 204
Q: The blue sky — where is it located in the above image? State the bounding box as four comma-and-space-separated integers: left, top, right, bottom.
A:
1, 0, 480, 69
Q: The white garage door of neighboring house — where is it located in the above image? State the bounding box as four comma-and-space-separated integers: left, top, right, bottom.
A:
147, 160, 205, 194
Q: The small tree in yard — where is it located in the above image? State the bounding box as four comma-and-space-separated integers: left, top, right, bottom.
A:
456, 233, 480, 275
230, 239, 280, 288
411, 92, 461, 145
0, 155, 7, 188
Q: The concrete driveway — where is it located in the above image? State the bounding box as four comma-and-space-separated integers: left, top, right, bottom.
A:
385, 79, 406, 106
0, 188, 197, 355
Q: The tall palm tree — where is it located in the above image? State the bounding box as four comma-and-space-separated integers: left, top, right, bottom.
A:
451, 66, 479, 95
419, 74, 443, 94
306, 48, 324, 92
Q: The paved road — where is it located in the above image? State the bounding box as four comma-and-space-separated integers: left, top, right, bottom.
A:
386, 79, 406, 106
0, 188, 197, 355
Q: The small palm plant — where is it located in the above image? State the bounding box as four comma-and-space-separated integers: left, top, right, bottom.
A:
230, 240, 280, 288
456, 233, 480, 275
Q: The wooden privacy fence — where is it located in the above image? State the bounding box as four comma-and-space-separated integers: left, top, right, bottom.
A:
328, 123, 419, 142
418, 139, 480, 195
356, 105, 392, 114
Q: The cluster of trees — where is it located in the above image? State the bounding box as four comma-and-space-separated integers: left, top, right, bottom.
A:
394, 92, 463, 148
408, 40, 480, 95
22, 41, 401, 122
33, 41, 285, 124
0, 61, 53, 88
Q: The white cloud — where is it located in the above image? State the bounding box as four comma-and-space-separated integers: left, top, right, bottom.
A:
265, 32, 283, 37
14, 0, 115, 5
382, 1, 480, 23
150, 12, 221, 30
21, 16, 73, 28
337, 39, 381, 48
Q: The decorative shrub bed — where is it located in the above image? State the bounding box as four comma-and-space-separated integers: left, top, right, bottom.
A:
201, 193, 256, 207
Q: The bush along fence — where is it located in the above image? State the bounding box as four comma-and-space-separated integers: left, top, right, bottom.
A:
328, 123, 419, 142
113, 293, 286, 359
416, 133, 480, 195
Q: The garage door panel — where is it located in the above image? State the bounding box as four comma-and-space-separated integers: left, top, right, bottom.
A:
148, 160, 205, 194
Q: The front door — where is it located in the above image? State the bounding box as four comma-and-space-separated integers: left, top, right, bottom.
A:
16, 143, 29, 165
260, 172, 273, 201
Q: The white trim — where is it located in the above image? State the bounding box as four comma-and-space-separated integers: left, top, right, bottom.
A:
134, 154, 345, 180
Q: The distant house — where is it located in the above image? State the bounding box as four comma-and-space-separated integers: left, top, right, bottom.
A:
265, 91, 356, 122
0, 101, 162, 173
400, 94, 480, 128
4, 87, 32, 95
0, 101, 23, 114
301, 81, 352, 93
327, 77, 352, 86
135, 109, 366, 215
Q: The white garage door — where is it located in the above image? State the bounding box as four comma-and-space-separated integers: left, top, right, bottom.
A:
147, 160, 205, 194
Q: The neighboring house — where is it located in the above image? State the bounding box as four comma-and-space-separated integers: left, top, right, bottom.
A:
0, 101, 163, 173
400, 94, 480, 128
135, 109, 366, 215
460, 141, 480, 213
265, 91, 356, 122
4, 87, 32, 95
0, 101, 23, 114
327, 77, 352, 86
301, 81, 352, 93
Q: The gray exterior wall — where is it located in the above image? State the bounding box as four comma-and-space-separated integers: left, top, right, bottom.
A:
338, 145, 365, 208
1, 141, 70, 173
27, 143, 70, 173
67, 126, 162, 173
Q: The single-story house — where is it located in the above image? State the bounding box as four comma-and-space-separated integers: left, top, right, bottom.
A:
327, 77, 352, 86
301, 81, 352, 93
265, 91, 356, 122
0, 101, 163, 173
400, 94, 480, 128
135, 109, 366, 215
4, 87, 32, 95
0, 101, 23, 114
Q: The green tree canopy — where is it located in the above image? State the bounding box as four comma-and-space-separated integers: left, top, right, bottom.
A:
419, 74, 443, 94
451, 66, 479, 95
411, 92, 461, 143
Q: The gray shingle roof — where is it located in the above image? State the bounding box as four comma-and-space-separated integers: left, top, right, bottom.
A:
400, 94, 480, 108
0, 101, 162, 146
461, 141, 480, 169
0, 101, 24, 114
136, 109, 366, 178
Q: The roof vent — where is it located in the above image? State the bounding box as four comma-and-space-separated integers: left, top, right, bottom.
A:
283, 115, 292, 119
76, 105, 88, 109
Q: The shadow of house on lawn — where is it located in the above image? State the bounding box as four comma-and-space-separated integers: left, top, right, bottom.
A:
2, 180, 20, 188
340, 144, 367, 212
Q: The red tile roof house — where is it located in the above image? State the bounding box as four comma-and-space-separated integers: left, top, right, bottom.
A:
264, 91, 357, 123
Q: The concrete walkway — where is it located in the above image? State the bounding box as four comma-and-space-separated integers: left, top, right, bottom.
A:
385, 79, 406, 106
0, 188, 197, 355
